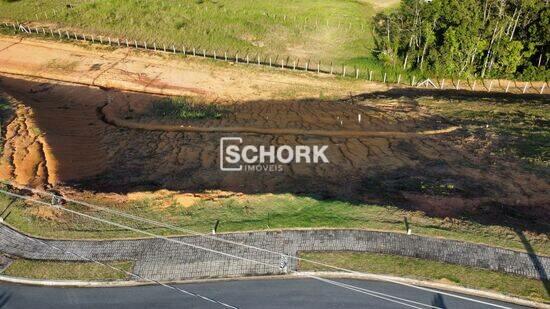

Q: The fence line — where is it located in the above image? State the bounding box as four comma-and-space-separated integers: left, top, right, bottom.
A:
26, 5, 371, 34
1, 22, 547, 95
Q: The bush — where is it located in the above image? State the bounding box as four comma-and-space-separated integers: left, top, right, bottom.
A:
150, 97, 225, 120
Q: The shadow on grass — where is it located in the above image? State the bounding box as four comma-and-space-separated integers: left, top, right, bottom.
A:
514, 229, 550, 295
353, 87, 550, 104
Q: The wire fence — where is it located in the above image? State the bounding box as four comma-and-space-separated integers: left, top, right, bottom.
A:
1, 22, 548, 96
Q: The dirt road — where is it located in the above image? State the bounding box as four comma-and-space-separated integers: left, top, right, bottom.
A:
0, 35, 382, 101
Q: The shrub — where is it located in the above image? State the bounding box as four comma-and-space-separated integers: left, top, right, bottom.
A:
149, 97, 225, 120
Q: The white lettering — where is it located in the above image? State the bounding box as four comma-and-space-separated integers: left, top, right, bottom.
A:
313, 145, 329, 163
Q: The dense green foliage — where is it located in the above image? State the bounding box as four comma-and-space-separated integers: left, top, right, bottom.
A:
373, 0, 549, 80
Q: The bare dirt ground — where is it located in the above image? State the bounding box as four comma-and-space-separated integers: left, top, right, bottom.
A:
0, 35, 383, 101
102, 94, 458, 138
1, 76, 548, 229
0, 36, 548, 231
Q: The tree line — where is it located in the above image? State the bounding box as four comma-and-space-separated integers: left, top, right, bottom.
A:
372, 0, 549, 80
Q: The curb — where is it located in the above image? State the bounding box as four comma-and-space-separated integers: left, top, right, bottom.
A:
0, 272, 546, 308
294, 272, 549, 309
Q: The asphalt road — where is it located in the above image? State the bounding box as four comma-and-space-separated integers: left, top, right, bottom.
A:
0, 278, 528, 309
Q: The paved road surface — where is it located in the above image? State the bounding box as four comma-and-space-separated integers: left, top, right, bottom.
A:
0, 278, 528, 308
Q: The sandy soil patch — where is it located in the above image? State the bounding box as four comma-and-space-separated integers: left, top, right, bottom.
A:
0, 35, 384, 102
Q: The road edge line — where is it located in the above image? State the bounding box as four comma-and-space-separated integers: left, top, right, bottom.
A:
0, 272, 546, 308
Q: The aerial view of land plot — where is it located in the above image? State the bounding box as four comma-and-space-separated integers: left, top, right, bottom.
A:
0, 0, 548, 308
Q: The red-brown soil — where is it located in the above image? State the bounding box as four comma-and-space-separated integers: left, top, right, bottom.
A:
1, 76, 548, 228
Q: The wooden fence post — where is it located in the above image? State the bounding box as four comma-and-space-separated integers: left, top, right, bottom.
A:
383, 72, 387, 83
397, 74, 401, 84
440, 79, 445, 89
472, 80, 477, 91
411, 75, 415, 86
317, 61, 320, 74
456, 79, 460, 90
144, 41, 147, 49
540, 83, 546, 95
488, 80, 493, 92
355, 67, 359, 79
153, 42, 156, 51
342, 65, 346, 77
330, 62, 333, 75
163, 44, 166, 52
522, 82, 528, 94
369, 70, 373, 81
505, 81, 511, 93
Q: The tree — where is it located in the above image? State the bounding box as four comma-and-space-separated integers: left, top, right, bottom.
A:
371, 0, 549, 80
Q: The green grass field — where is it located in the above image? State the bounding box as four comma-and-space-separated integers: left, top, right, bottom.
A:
2, 192, 548, 255
0, 0, 394, 71
3, 259, 134, 280
299, 251, 550, 303
420, 97, 550, 169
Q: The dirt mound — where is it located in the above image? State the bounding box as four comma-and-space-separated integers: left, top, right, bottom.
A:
0, 94, 50, 187
101, 96, 459, 138
0, 76, 548, 229
0, 79, 108, 187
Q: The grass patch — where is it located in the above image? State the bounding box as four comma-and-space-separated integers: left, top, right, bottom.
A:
149, 96, 225, 120
3, 259, 134, 281
0, 95, 14, 155
299, 251, 550, 303
2, 192, 548, 255
0, 0, 379, 66
420, 98, 550, 169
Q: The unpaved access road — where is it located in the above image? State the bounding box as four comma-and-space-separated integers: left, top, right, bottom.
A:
0, 35, 383, 101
